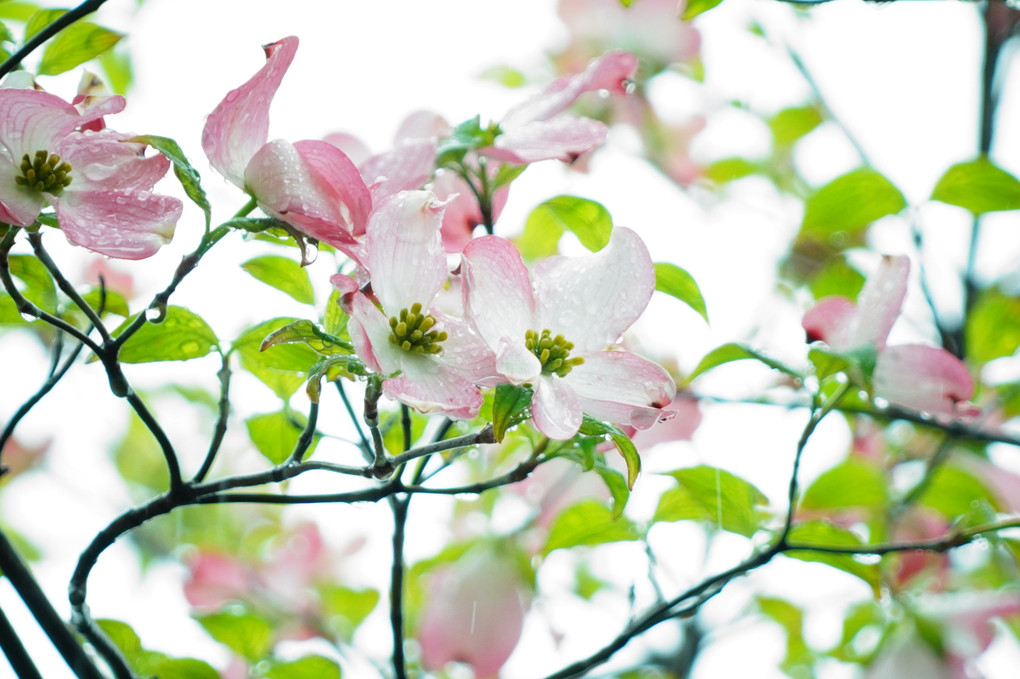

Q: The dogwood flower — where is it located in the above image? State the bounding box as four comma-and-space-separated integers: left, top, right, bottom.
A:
203, 36, 371, 261
335, 190, 492, 418
461, 228, 675, 440
0, 89, 181, 259
481, 49, 638, 164
803, 255, 975, 418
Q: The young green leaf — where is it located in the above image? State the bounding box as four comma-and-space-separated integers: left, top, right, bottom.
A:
129, 135, 211, 230
682, 0, 725, 20
245, 410, 319, 465
492, 383, 534, 441
653, 465, 769, 537
232, 318, 319, 399
260, 319, 352, 355
8, 254, 57, 312
931, 157, 1020, 215
542, 499, 641, 555
685, 342, 801, 385
578, 416, 640, 489
195, 608, 274, 663
23, 9, 64, 41
242, 255, 315, 305
800, 167, 906, 239
37, 21, 123, 76
799, 460, 889, 512
525, 195, 612, 254
769, 104, 823, 148
783, 521, 880, 593
965, 288, 1020, 363
113, 306, 218, 363
263, 656, 342, 679
654, 262, 708, 322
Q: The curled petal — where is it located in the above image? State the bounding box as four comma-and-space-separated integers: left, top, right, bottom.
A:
802, 296, 857, 347
483, 115, 608, 164
293, 139, 372, 236
366, 190, 448, 314
202, 36, 298, 187
566, 350, 676, 428
59, 131, 171, 191
532, 375, 583, 440
873, 344, 975, 417
461, 235, 536, 350
851, 254, 909, 350
534, 226, 655, 353
54, 189, 181, 260
385, 355, 483, 420
0, 88, 90, 156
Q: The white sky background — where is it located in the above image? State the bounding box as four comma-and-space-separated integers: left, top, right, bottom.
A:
3, 0, 1020, 677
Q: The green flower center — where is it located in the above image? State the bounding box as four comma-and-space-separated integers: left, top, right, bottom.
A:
389, 302, 447, 355
526, 329, 584, 377
15, 150, 73, 195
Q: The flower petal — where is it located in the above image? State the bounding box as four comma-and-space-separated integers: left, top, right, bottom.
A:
293, 139, 372, 236
483, 115, 608, 164
59, 130, 171, 192
533, 226, 654, 353
359, 138, 436, 205
366, 190, 448, 314
802, 296, 857, 348
851, 254, 909, 350
461, 235, 536, 350
0, 88, 85, 157
202, 36, 298, 187
54, 189, 181, 259
348, 292, 400, 374
0, 157, 44, 225
385, 355, 483, 419
566, 350, 676, 428
532, 375, 582, 440
873, 344, 975, 417
430, 311, 498, 385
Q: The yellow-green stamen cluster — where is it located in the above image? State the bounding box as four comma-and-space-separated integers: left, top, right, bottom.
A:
15, 151, 73, 194
389, 302, 447, 355
526, 329, 584, 378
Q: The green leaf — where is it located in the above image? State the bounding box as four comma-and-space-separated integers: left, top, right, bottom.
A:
492, 383, 533, 442
931, 157, 1020, 215
113, 413, 169, 491
241, 255, 315, 305
80, 287, 129, 317
233, 318, 319, 399
542, 499, 641, 555
784, 521, 880, 593
322, 287, 349, 336
195, 608, 273, 663
769, 104, 823, 148
654, 262, 708, 322
653, 465, 769, 537
0, 20, 13, 45
685, 342, 801, 384
965, 288, 1020, 363
0, 3, 40, 22
479, 64, 526, 88
260, 319, 352, 355
800, 460, 888, 512
704, 157, 758, 185
917, 464, 1000, 521
319, 585, 379, 640
245, 410, 319, 465
436, 116, 499, 166
112, 306, 218, 363
305, 354, 366, 402
8, 254, 56, 313
37, 21, 123, 76
23, 9, 63, 41
682, 0, 724, 20
801, 168, 907, 239
578, 416, 640, 489
263, 656, 342, 679
524, 195, 613, 254
98, 47, 132, 94
809, 256, 864, 301
129, 135, 210, 229
554, 444, 631, 517
808, 344, 877, 385
757, 596, 815, 677
97, 619, 219, 679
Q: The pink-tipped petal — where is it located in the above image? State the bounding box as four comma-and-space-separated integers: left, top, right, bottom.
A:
202, 36, 298, 187
293, 139, 372, 236
348, 292, 400, 374
322, 131, 371, 165
431, 311, 498, 385
803, 296, 857, 348
366, 190, 449, 314
60, 131, 171, 191
532, 375, 583, 440
874, 344, 975, 417
385, 355, 483, 420
501, 49, 638, 127
394, 110, 451, 141
483, 116, 608, 164
566, 350, 676, 428
0, 88, 84, 156
852, 254, 910, 350
54, 189, 180, 260
359, 138, 436, 205
461, 235, 536, 349
534, 227, 655, 352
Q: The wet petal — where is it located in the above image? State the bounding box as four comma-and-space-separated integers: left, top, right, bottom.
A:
202, 36, 298, 187
802, 296, 857, 349
348, 292, 400, 374
874, 344, 975, 417
431, 311, 498, 385
532, 375, 582, 440
294, 139, 372, 236
54, 189, 181, 260
359, 138, 436, 205
0, 88, 83, 157
461, 235, 536, 350
533, 226, 654, 352
385, 354, 483, 419
59, 131, 171, 191
0, 156, 45, 225
851, 254, 909, 350
483, 115, 608, 164
566, 350, 676, 428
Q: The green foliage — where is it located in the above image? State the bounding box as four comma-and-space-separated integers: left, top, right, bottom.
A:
682, 0, 725, 20
578, 416, 640, 490
435, 116, 500, 167
479, 64, 526, 87
553, 443, 631, 517
916, 464, 999, 522
242, 255, 315, 305
37, 21, 122, 76
757, 596, 815, 678
931, 156, 1020, 215
492, 383, 533, 441
233, 318, 319, 399
769, 104, 823, 148
99, 46, 133, 93
112, 306, 219, 363
0, 3, 39, 22
653, 465, 769, 537
113, 412, 169, 492
318, 584, 380, 640
7, 254, 56, 313
97, 618, 219, 679
542, 500, 641, 555
245, 410, 319, 465
654, 262, 708, 322
685, 342, 801, 385
130, 135, 211, 230
704, 156, 758, 185
800, 168, 906, 240
262, 656, 342, 679
826, 601, 887, 664
784, 521, 880, 593
799, 460, 889, 513
322, 287, 349, 336
520, 195, 613, 259
260, 319, 352, 355
809, 256, 864, 301
195, 607, 274, 663
22, 9, 62, 41
80, 287, 130, 318
965, 288, 1020, 363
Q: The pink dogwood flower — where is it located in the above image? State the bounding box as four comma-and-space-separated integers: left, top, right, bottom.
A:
203, 36, 371, 261
0, 89, 181, 259
461, 228, 676, 440
803, 255, 976, 418
334, 190, 492, 418
481, 49, 638, 165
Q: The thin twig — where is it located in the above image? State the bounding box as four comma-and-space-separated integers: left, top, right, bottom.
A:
0, 0, 110, 78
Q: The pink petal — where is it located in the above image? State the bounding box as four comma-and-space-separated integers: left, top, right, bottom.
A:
533, 226, 655, 353
532, 375, 583, 440
494, 338, 542, 385
565, 350, 676, 428
432, 169, 509, 253
430, 311, 499, 385
631, 396, 702, 448
394, 110, 451, 141
0, 88, 86, 156
501, 49, 638, 128
293, 139, 372, 236
851, 254, 909, 350
483, 116, 608, 164
873, 344, 975, 417
202, 36, 298, 187
385, 355, 483, 419
0, 157, 45, 225
461, 235, 536, 351
322, 131, 371, 165
366, 190, 448, 314
54, 189, 181, 259
359, 138, 436, 205
184, 553, 250, 610
348, 292, 400, 374
59, 131, 171, 191
803, 296, 857, 348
